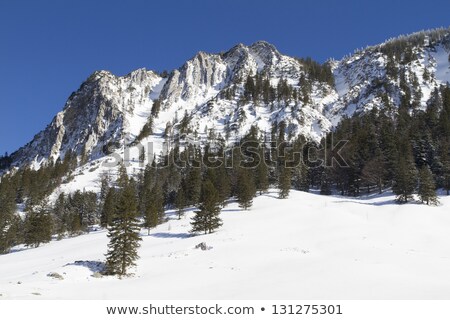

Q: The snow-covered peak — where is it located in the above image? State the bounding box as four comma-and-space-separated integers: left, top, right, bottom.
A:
248, 40, 281, 63
159, 41, 301, 109
10, 68, 163, 168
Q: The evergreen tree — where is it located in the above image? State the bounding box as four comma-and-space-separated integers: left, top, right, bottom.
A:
278, 165, 291, 199
191, 180, 222, 234
70, 190, 97, 230
105, 181, 142, 276
440, 138, 450, 195
24, 205, 53, 248
214, 164, 231, 205
361, 154, 385, 194
175, 187, 187, 220
418, 165, 438, 205
255, 147, 269, 195
142, 184, 164, 235
186, 166, 202, 205
67, 200, 83, 236
150, 99, 161, 117
99, 171, 112, 207
319, 169, 332, 195
138, 163, 155, 216
53, 193, 69, 239
0, 176, 17, 253
1, 215, 22, 254
101, 188, 117, 228
236, 169, 255, 210
392, 145, 418, 203
116, 163, 129, 189
244, 75, 256, 102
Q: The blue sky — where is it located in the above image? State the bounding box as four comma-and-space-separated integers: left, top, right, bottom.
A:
1, 0, 449, 154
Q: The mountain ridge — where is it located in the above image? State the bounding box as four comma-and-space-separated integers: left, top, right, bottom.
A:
5, 27, 450, 173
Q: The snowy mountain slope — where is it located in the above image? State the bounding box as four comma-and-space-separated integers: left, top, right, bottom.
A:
10, 69, 163, 168
1, 190, 450, 299
327, 33, 450, 126
154, 40, 336, 145
430, 44, 450, 83
5, 28, 450, 199
8, 40, 339, 171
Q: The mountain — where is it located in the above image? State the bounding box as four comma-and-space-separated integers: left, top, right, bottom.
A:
3, 28, 450, 194
329, 30, 450, 124
10, 69, 164, 168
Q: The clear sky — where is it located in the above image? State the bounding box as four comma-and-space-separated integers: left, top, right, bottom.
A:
1, 0, 449, 154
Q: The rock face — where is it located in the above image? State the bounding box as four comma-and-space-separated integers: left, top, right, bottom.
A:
9, 28, 450, 173
160, 40, 305, 107
11, 69, 163, 168
154, 40, 336, 145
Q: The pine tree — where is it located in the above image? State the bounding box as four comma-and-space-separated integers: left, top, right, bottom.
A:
236, 169, 255, 210
392, 145, 418, 203
186, 166, 202, 205
440, 138, 450, 195
214, 164, 231, 205
319, 168, 332, 195
255, 147, 269, 195
278, 165, 291, 199
293, 161, 309, 192
244, 75, 256, 102
99, 171, 112, 207
175, 187, 186, 220
105, 181, 142, 276
53, 193, 68, 239
191, 180, 222, 234
418, 166, 438, 205
24, 205, 53, 248
70, 190, 97, 230
101, 188, 117, 228
0, 176, 17, 253
143, 184, 164, 235
116, 163, 129, 189
361, 154, 385, 194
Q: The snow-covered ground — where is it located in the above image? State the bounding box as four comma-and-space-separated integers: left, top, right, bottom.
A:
1, 190, 450, 300
431, 45, 450, 84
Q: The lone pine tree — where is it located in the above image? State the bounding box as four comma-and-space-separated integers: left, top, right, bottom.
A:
191, 180, 222, 234
105, 180, 142, 276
